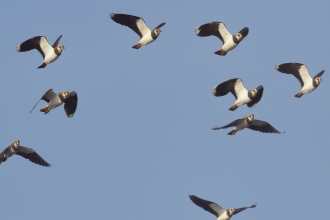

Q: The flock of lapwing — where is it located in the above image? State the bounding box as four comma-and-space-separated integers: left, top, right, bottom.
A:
1, 11, 325, 220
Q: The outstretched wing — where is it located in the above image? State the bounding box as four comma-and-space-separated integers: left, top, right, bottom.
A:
52, 35, 63, 47
110, 13, 150, 38
248, 120, 283, 133
275, 63, 312, 88
195, 22, 231, 44
212, 78, 240, 98
189, 194, 225, 217
212, 119, 243, 130
16, 146, 50, 167
233, 203, 258, 215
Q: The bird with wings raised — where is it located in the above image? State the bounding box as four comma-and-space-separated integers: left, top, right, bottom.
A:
275, 62, 324, 98
212, 78, 263, 111
195, 22, 248, 56
0, 140, 50, 167
30, 89, 78, 118
110, 13, 166, 49
16, 35, 64, 68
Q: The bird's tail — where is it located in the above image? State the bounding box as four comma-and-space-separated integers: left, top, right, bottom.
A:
40, 106, 51, 114
132, 43, 142, 49
37, 62, 47, 69
214, 49, 227, 56
228, 105, 238, 111
227, 130, 237, 135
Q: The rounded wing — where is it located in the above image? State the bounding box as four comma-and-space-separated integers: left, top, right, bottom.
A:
212, 78, 240, 98
275, 63, 312, 88
247, 86, 264, 108
110, 13, 150, 38
16, 146, 50, 167
195, 22, 231, 44
189, 194, 225, 217
248, 120, 283, 133
63, 91, 78, 118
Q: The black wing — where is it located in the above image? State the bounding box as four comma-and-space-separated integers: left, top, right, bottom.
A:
314, 70, 325, 79
16, 36, 45, 58
212, 78, 239, 98
195, 22, 224, 43
189, 194, 225, 217
212, 119, 243, 130
15, 146, 50, 167
52, 35, 62, 47
233, 203, 258, 215
63, 91, 78, 118
275, 63, 305, 88
247, 86, 264, 108
0, 148, 8, 164
248, 120, 283, 133
110, 13, 146, 38
154, 22, 166, 29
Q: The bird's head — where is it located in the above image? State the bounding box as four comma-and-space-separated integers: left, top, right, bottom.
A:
13, 140, 20, 147
247, 114, 254, 122
152, 22, 166, 39
314, 76, 322, 85
61, 91, 69, 98
227, 208, 235, 216
12, 140, 20, 150
235, 27, 249, 42
56, 45, 65, 53
249, 86, 263, 98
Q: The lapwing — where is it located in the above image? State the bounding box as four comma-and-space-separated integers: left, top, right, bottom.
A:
275, 62, 324, 98
212, 78, 263, 111
16, 35, 64, 69
189, 194, 257, 220
30, 89, 78, 118
194, 22, 249, 56
0, 140, 50, 167
212, 114, 284, 135
110, 13, 165, 49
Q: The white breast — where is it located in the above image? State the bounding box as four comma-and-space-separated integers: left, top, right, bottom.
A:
138, 30, 154, 46
48, 96, 63, 109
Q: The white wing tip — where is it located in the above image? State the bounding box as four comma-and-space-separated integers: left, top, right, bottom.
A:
194, 27, 200, 35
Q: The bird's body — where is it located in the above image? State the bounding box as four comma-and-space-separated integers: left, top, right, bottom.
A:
212, 114, 284, 135
110, 13, 165, 49
212, 78, 263, 111
189, 194, 257, 220
0, 140, 50, 167
16, 35, 64, 68
275, 62, 324, 98
31, 89, 78, 117
194, 22, 249, 56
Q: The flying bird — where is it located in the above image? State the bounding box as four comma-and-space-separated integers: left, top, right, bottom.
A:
212, 114, 284, 135
212, 78, 263, 111
0, 140, 50, 167
16, 35, 64, 68
30, 89, 78, 118
110, 13, 166, 49
189, 194, 257, 220
275, 62, 324, 98
194, 22, 249, 56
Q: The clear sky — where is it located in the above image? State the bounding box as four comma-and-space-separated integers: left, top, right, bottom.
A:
1, 0, 329, 219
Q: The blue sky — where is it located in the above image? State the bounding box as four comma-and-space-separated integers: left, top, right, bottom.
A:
1, 0, 329, 219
